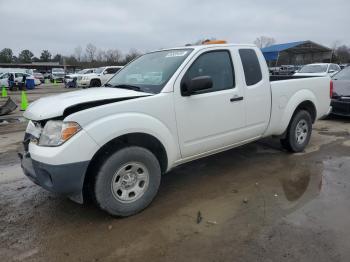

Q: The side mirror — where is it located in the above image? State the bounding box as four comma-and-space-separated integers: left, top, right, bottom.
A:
103, 71, 108, 75
181, 76, 213, 96
329, 69, 336, 73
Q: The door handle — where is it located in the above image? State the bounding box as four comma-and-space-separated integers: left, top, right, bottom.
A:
230, 96, 244, 102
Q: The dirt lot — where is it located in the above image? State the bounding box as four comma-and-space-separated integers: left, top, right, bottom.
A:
1, 86, 350, 261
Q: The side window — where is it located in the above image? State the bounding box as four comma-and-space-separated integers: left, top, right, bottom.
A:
239, 49, 262, 86
1, 73, 8, 79
15, 73, 23, 78
183, 50, 235, 94
330, 64, 339, 71
106, 68, 120, 74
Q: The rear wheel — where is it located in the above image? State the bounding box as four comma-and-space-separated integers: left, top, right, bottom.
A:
280, 110, 312, 152
94, 146, 161, 217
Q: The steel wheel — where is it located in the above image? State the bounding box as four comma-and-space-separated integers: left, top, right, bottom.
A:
295, 119, 309, 145
111, 162, 150, 203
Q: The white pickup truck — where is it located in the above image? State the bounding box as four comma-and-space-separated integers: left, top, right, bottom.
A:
77, 66, 123, 88
20, 43, 332, 217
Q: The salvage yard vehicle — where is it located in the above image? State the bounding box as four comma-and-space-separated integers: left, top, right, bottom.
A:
294, 63, 340, 77
331, 66, 350, 116
77, 66, 123, 88
50, 68, 66, 83
64, 68, 96, 85
0, 72, 41, 87
20, 42, 332, 217
33, 72, 45, 83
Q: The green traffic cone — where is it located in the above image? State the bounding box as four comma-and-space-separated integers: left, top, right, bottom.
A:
1, 85, 7, 98
20, 90, 28, 111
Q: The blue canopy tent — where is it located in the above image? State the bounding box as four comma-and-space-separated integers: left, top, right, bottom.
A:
261, 41, 307, 62
260, 40, 332, 66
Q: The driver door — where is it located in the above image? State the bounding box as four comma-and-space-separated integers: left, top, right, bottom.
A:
174, 49, 246, 158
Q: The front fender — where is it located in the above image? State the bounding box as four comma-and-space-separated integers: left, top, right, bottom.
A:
83, 113, 179, 170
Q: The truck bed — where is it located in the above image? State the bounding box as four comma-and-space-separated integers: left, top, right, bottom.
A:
264, 76, 331, 137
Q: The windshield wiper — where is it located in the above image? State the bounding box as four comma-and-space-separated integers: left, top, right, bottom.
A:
104, 83, 113, 87
113, 84, 142, 92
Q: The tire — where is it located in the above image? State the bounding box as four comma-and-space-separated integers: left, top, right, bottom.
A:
94, 146, 161, 217
280, 110, 312, 153
90, 79, 101, 88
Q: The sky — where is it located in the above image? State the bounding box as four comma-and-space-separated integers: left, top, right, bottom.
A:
1, 0, 349, 57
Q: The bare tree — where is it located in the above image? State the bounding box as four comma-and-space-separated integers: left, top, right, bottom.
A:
85, 43, 97, 62
335, 45, 350, 63
124, 48, 141, 64
254, 36, 276, 48
105, 49, 122, 64
74, 45, 82, 62
96, 49, 106, 62
330, 40, 341, 62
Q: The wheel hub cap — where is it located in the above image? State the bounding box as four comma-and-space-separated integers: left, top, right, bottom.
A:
111, 162, 150, 203
295, 119, 308, 145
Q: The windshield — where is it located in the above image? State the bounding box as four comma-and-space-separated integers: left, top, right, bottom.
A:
299, 64, 328, 73
106, 49, 192, 94
333, 67, 350, 80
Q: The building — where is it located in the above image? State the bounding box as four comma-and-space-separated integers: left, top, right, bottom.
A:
0, 62, 79, 73
261, 41, 332, 66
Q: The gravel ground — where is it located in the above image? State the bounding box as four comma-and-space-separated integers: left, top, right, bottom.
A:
0, 86, 350, 261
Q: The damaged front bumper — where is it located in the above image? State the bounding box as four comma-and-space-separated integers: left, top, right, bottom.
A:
19, 150, 89, 203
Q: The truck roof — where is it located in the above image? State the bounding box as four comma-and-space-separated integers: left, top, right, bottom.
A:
158, 43, 257, 52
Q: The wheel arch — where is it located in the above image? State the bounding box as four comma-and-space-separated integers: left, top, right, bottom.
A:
292, 100, 317, 123
83, 132, 168, 199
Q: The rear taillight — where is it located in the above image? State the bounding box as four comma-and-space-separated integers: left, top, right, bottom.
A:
330, 80, 333, 98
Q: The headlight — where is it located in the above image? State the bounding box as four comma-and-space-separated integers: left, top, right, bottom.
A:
82, 76, 89, 80
38, 120, 81, 146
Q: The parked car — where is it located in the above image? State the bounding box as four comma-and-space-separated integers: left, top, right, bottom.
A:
294, 63, 340, 77
50, 68, 66, 82
64, 68, 95, 83
330, 66, 350, 116
278, 65, 298, 76
33, 72, 45, 83
0, 72, 40, 87
21, 43, 331, 217
77, 66, 123, 88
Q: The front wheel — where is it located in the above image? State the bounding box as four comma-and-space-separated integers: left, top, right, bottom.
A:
280, 110, 312, 152
94, 146, 161, 217
90, 79, 101, 88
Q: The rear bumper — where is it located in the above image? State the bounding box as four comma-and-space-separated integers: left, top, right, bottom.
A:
20, 152, 89, 203
331, 99, 350, 116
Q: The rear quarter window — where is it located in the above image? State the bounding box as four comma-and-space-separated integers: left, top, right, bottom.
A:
239, 49, 262, 86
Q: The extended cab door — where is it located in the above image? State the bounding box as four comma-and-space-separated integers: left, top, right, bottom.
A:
173, 48, 246, 158
238, 48, 271, 136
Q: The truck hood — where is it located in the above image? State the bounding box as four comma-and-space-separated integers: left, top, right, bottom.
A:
23, 88, 152, 121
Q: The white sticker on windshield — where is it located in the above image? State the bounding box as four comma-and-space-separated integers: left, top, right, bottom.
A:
165, 51, 188, 58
